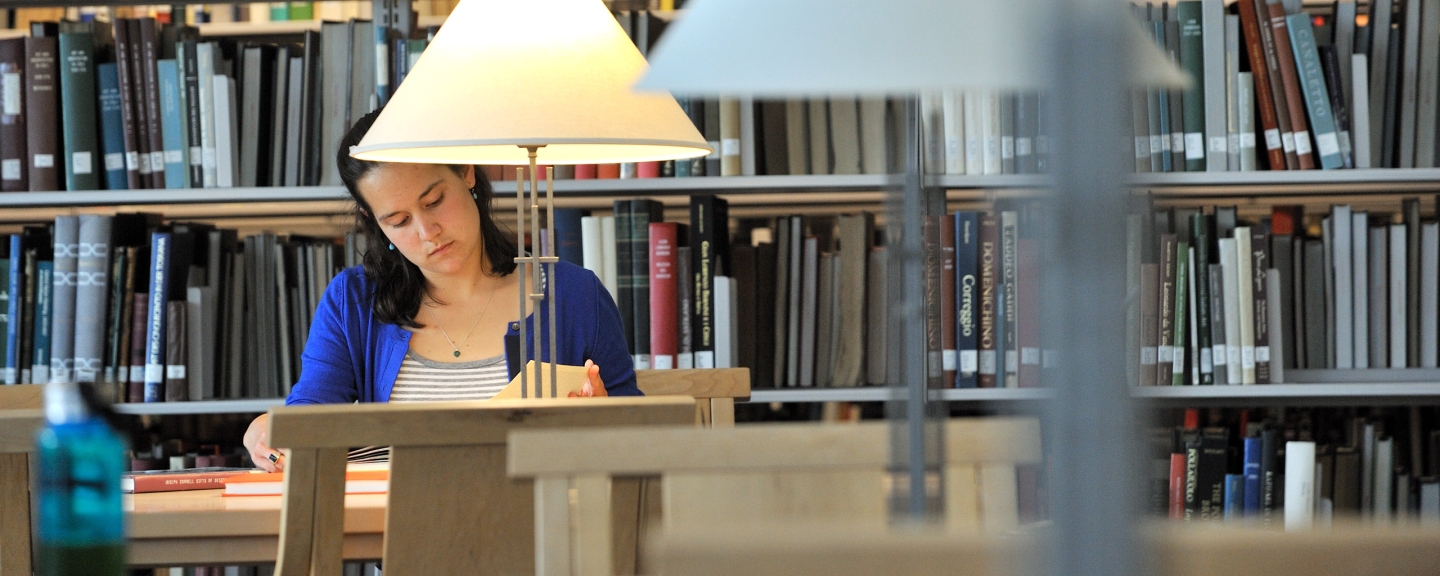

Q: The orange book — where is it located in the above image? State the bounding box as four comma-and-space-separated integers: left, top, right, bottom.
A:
222, 469, 389, 496
122, 468, 252, 493
597, 163, 620, 179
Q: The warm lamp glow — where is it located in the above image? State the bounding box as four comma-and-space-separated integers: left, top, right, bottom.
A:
350, 0, 711, 165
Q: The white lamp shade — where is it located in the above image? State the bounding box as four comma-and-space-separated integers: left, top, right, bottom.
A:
351, 0, 711, 165
636, 0, 1187, 96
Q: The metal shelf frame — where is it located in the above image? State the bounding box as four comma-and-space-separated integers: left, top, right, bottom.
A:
113, 398, 284, 415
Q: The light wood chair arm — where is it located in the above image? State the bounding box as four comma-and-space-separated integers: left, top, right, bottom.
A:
635, 368, 750, 428
0, 385, 42, 411
0, 411, 43, 453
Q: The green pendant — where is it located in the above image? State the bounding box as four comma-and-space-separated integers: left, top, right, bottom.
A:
453, 350, 461, 358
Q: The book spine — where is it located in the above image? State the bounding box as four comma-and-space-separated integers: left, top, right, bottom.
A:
719, 97, 740, 176
1285, 14, 1343, 169
1260, 428, 1281, 524
157, 60, 186, 189
1001, 212, 1019, 386
19, 248, 34, 384
1177, 2, 1207, 171
1201, 0, 1227, 171
139, 18, 165, 188
5, 237, 19, 384
111, 19, 142, 189
1169, 451, 1187, 519
103, 247, 127, 387
1172, 241, 1190, 386
25, 36, 60, 192
1235, 228, 1256, 383
197, 42, 217, 188
180, 39, 203, 188
978, 215, 999, 388
1191, 214, 1213, 384
1284, 441, 1316, 529
31, 261, 50, 384
1140, 263, 1160, 386
941, 215, 957, 386
0, 39, 28, 192
73, 215, 112, 383
648, 223, 678, 370
1157, 234, 1177, 385
630, 201, 659, 369
1017, 238, 1040, 388
1208, 263, 1227, 385
1391, 224, 1407, 367
143, 232, 171, 402
1198, 428, 1229, 520
956, 212, 979, 388
127, 290, 147, 402
165, 300, 186, 401
96, 63, 128, 190
1243, 435, 1262, 515
677, 246, 694, 369
1266, 2, 1316, 169
1247, 0, 1298, 168
1237, 73, 1257, 170
1251, 229, 1271, 383
58, 27, 100, 191
49, 216, 77, 383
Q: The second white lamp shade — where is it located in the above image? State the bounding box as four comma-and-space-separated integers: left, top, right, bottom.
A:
350, 0, 711, 165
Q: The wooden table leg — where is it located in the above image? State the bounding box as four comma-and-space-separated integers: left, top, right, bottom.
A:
0, 453, 32, 576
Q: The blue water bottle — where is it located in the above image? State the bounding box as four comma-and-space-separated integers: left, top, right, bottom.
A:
35, 381, 127, 575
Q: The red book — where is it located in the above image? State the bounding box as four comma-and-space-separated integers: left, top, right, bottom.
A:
649, 222, 679, 369
940, 216, 956, 387
1270, 205, 1303, 236
574, 164, 597, 179
1017, 239, 1040, 388
123, 468, 253, 493
597, 164, 620, 179
1169, 453, 1186, 519
637, 161, 661, 178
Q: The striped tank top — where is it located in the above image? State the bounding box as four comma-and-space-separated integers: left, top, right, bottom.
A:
388, 350, 510, 402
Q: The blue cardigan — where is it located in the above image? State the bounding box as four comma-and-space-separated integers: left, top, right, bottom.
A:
285, 261, 641, 404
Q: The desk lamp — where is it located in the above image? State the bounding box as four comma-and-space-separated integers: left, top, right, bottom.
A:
349, 0, 710, 398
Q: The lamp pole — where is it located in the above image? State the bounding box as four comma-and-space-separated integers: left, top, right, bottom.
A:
515, 145, 560, 398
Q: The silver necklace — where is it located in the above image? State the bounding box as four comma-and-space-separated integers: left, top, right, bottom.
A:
424, 280, 499, 358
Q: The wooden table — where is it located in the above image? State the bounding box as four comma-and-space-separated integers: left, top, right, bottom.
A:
125, 489, 386, 568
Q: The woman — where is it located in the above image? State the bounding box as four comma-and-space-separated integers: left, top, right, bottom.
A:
242, 110, 639, 471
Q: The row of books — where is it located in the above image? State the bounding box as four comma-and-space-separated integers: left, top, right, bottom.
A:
0, 16, 425, 193
561, 196, 1046, 389
1129, 0, 1440, 172
1151, 407, 1440, 525
919, 92, 1050, 176
0, 214, 361, 402
1132, 198, 1440, 387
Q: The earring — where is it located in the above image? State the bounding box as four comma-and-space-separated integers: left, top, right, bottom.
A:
388, 243, 395, 251
472, 192, 478, 199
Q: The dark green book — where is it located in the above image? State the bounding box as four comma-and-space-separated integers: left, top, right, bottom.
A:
612, 200, 634, 358
1190, 213, 1213, 384
1177, 1, 1206, 172
58, 22, 104, 191
1172, 240, 1189, 386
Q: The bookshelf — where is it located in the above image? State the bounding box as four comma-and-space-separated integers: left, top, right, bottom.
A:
112, 397, 283, 415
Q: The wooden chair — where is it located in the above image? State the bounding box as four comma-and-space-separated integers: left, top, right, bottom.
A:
266, 396, 695, 576
634, 368, 749, 427
0, 385, 44, 576
508, 417, 1042, 576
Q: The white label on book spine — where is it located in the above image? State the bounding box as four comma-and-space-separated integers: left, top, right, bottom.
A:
942, 350, 957, 371
1, 159, 19, 180
1141, 346, 1158, 365
706, 141, 720, 160
1158, 134, 1171, 152
1150, 135, 1164, 154
1185, 133, 1204, 159
979, 350, 997, 375
652, 355, 674, 370
1241, 346, 1256, 369
694, 351, 715, 368
129, 366, 143, 383
189, 146, 203, 164
1001, 136, 1014, 159
1, 368, 13, 385
1256, 346, 1270, 362
166, 365, 186, 379
1281, 132, 1296, 152
1172, 348, 1185, 374
1006, 350, 1019, 372
1212, 345, 1227, 366
1171, 133, 1185, 153
1016, 137, 1033, 156
1316, 132, 1340, 156
1200, 348, 1213, 372
1264, 129, 1282, 150
1, 73, 18, 115
1158, 345, 1174, 363
1241, 132, 1257, 148
150, 152, 165, 170
33, 154, 53, 168
144, 364, 164, 383
677, 353, 694, 369
137, 154, 151, 174
165, 150, 183, 163
1294, 131, 1313, 155
202, 148, 217, 168
960, 350, 978, 372
721, 139, 740, 156
633, 354, 651, 370
1021, 347, 1040, 366
1209, 136, 1227, 153
73, 152, 92, 174
1228, 344, 1240, 368
375, 44, 389, 87
1135, 137, 1148, 159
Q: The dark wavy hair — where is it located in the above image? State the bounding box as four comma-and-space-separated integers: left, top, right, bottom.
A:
337, 108, 518, 329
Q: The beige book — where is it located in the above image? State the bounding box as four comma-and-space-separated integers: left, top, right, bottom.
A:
491, 361, 589, 400
720, 97, 741, 176
786, 100, 810, 175
859, 98, 889, 175
808, 99, 831, 175
829, 98, 862, 175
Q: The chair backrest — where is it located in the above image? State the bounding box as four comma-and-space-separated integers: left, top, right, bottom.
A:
266, 396, 695, 576
508, 417, 1042, 575
634, 368, 749, 427
0, 385, 43, 576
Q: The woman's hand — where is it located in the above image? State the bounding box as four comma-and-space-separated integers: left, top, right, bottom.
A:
243, 413, 286, 472
569, 359, 609, 398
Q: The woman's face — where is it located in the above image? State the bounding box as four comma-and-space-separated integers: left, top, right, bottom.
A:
358, 163, 483, 276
